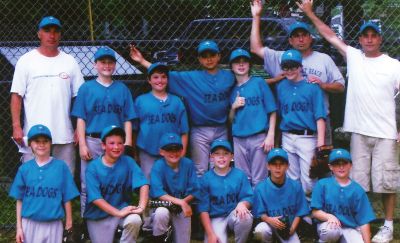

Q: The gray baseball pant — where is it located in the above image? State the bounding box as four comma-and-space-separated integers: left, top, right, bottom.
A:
254, 221, 300, 243
233, 133, 268, 187
152, 207, 191, 243
21, 218, 63, 243
87, 214, 142, 243
190, 125, 227, 177
317, 222, 363, 243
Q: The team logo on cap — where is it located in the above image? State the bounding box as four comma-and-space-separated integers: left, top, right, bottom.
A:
336, 150, 342, 154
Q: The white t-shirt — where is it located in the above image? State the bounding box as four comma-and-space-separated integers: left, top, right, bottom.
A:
263, 47, 345, 113
11, 49, 84, 144
344, 46, 400, 139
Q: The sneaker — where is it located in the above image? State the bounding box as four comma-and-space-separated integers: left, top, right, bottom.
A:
372, 226, 393, 243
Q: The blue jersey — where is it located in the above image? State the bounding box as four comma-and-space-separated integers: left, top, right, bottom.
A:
276, 79, 326, 131
71, 80, 136, 133
84, 155, 148, 220
198, 168, 253, 218
168, 70, 234, 126
135, 92, 189, 155
230, 76, 277, 137
253, 177, 309, 224
150, 157, 200, 200
311, 177, 375, 228
9, 159, 79, 221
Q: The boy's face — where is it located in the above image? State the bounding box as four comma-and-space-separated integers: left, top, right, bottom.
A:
30, 136, 51, 157
94, 58, 116, 77
211, 148, 233, 170
289, 29, 312, 52
267, 159, 288, 181
329, 160, 352, 180
282, 63, 302, 81
231, 58, 250, 76
148, 71, 168, 93
101, 135, 124, 160
159, 147, 183, 165
198, 51, 221, 72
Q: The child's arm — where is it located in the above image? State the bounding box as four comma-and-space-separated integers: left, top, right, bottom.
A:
181, 133, 188, 156
64, 201, 73, 230
200, 212, 220, 243
129, 45, 152, 68
124, 120, 133, 146
92, 199, 137, 218
261, 111, 276, 152
289, 216, 301, 235
316, 118, 326, 147
229, 91, 245, 122
16, 200, 24, 243
360, 223, 371, 243
312, 209, 341, 227
131, 184, 149, 215
159, 194, 193, 217
261, 214, 286, 230
77, 118, 92, 161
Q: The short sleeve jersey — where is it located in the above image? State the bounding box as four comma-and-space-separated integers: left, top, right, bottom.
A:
311, 177, 376, 228
168, 70, 235, 126
134, 92, 189, 155
230, 76, 277, 137
150, 157, 200, 200
253, 177, 309, 224
84, 155, 148, 220
71, 80, 137, 133
198, 168, 253, 218
9, 159, 79, 221
276, 79, 326, 131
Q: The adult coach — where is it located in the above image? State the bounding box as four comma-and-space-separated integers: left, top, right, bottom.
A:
250, 0, 345, 145
10, 16, 84, 174
298, 1, 400, 242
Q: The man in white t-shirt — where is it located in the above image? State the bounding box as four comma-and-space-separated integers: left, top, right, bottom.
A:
250, 0, 345, 145
10, 16, 84, 174
299, 1, 400, 242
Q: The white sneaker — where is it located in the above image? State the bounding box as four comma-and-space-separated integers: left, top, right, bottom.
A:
372, 226, 393, 243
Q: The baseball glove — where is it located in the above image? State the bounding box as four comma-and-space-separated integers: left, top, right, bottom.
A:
148, 200, 182, 214
276, 216, 290, 240
309, 145, 334, 179
62, 228, 74, 243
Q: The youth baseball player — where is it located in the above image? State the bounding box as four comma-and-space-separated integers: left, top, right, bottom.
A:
134, 63, 189, 179
130, 41, 234, 177
199, 139, 253, 243
150, 132, 200, 243
229, 48, 277, 187
84, 126, 149, 243
71, 47, 137, 215
253, 148, 309, 243
276, 49, 326, 196
9, 124, 79, 243
311, 149, 376, 242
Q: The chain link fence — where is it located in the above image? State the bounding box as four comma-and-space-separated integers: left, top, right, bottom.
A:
0, 0, 399, 238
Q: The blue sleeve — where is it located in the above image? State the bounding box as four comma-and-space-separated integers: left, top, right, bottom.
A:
310, 180, 324, 210
238, 172, 253, 205
312, 85, 326, 121
86, 165, 103, 204
185, 161, 200, 199
168, 71, 185, 96
62, 163, 80, 202
259, 79, 277, 114
354, 191, 376, 225
252, 185, 267, 218
150, 161, 167, 198
71, 84, 87, 119
178, 100, 189, 133
230, 86, 238, 105
129, 157, 148, 189
198, 176, 210, 213
295, 182, 310, 217
123, 85, 137, 121
8, 167, 25, 200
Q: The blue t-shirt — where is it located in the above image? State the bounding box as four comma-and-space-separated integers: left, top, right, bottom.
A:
135, 92, 189, 155
84, 155, 148, 220
276, 79, 326, 131
9, 159, 79, 221
71, 80, 137, 133
168, 70, 235, 126
198, 168, 253, 218
311, 177, 376, 228
253, 177, 309, 224
150, 157, 200, 200
230, 76, 277, 137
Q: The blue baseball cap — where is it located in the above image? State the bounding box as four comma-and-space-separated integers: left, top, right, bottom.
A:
159, 133, 183, 150
266, 148, 288, 163
358, 21, 381, 36
329, 149, 352, 164
38, 16, 62, 30
197, 40, 220, 54
28, 124, 52, 141
229, 48, 251, 63
148, 62, 169, 77
100, 125, 125, 142
288, 21, 311, 37
210, 139, 232, 153
94, 47, 116, 62
281, 49, 302, 66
